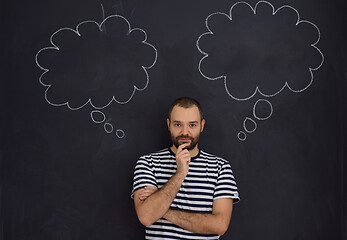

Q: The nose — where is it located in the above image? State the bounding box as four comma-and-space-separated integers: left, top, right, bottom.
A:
182, 125, 189, 135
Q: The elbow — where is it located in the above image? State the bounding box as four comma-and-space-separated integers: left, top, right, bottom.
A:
216, 223, 229, 236
135, 203, 156, 227
135, 201, 160, 227
217, 229, 227, 236
138, 215, 156, 227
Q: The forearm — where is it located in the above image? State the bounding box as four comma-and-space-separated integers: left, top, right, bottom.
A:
135, 173, 185, 226
163, 209, 229, 236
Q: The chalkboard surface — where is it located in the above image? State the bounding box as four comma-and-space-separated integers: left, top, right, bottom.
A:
1, 0, 346, 239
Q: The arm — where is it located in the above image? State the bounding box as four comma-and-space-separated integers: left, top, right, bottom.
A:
134, 143, 191, 227
163, 198, 234, 236
134, 172, 185, 226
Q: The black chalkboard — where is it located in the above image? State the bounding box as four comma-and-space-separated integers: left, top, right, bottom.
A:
2, 0, 346, 239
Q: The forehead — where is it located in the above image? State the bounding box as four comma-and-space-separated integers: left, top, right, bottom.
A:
170, 106, 200, 121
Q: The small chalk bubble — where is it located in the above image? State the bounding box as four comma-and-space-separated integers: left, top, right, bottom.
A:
116, 129, 125, 139
253, 99, 273, 121
90, 110, 106, 123
104, 123, 113, 133
243, 117, 257, 133
237, 131, 247, 141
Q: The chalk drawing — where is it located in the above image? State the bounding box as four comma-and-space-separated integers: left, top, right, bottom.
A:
196, 1, 324, 101
243, 117, 257, 133
36, 14, 158, 137
116, 129, 125, 139
238, 98, 274, 141
104, 122, 114, 134
91, 110, 106, 124
90, 110, 125, 138
197, 1, 324, 140
253, 99, 273, 121
238, 131, 247, 141
36, 15, 158, 108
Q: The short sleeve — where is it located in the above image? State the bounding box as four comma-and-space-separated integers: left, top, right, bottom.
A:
131, 156, 158, 199
213, 161, 240, 203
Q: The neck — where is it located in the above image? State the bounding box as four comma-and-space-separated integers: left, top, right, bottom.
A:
170, 145, 199, 157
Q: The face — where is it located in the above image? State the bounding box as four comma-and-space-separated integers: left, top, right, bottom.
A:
167, 105, 205, 151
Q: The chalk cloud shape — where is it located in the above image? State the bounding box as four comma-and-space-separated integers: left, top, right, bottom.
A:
196, 1, 324, 101
36, 15, 158, 110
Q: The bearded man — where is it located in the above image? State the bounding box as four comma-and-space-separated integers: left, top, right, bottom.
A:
131, 97, 240, 240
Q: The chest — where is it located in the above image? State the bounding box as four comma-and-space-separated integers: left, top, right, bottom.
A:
153, 159, 220, 212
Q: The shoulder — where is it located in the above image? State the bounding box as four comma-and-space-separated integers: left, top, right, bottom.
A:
140, 148, 171, 158
200, 150, 230, 165
138, 148, 173, 162
199, 150, 234, 174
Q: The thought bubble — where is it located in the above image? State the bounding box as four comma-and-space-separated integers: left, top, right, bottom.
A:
237, 98, 273, 141
36, 15, 158, 110
104, 122, 114, 133
243, 117, 257, 133
91, 110, 106, 123
253, 99, 273, 120
90, 110, 125, 138
196, 1, 324, 101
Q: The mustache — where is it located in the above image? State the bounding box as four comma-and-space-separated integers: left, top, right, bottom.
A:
176, 135, 194, 141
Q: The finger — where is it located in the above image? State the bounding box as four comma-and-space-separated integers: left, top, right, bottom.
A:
144, 186, 157, 190
138, 192, 149, 200
177, 143, 191, 153
137, 189, 144, 195
142, 186, 158, 195
142, 189, 155, 195
144, 186, 158, 193
139, 195, 147, 201
176, 149, 190, 158
177, 150, 191, 160
137, 187, 149, 197
139, 191, 157, 201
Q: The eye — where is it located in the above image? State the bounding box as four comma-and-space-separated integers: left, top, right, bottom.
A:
189, 123, 197, 128
174, 123, 181, 127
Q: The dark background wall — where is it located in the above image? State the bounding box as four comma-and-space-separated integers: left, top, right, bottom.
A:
1, 0, 346, 239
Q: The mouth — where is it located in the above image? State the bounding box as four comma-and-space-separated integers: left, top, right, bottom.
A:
178, 137, 192, 144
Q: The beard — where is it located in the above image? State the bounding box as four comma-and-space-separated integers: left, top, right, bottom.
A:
170, 133, 200, 151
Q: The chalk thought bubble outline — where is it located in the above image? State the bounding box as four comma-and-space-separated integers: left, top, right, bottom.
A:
35, 15, 158, 110
196, 1, 324, 101
90, 110, 126, 138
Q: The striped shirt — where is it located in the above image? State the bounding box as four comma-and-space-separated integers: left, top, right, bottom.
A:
131, 148, 240, 240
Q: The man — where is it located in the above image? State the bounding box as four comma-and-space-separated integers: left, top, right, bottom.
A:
131, 97, 239, 239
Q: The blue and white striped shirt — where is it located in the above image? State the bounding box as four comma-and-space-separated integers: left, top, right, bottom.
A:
132, 148, 240, 240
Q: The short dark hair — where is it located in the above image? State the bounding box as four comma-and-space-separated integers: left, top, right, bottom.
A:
168, 97, 204, 121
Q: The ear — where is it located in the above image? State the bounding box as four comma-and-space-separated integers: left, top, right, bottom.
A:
201, 119, 205, 132
166, 118, 170, 129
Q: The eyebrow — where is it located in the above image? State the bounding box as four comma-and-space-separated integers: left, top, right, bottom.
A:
172, 120, 199, 124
